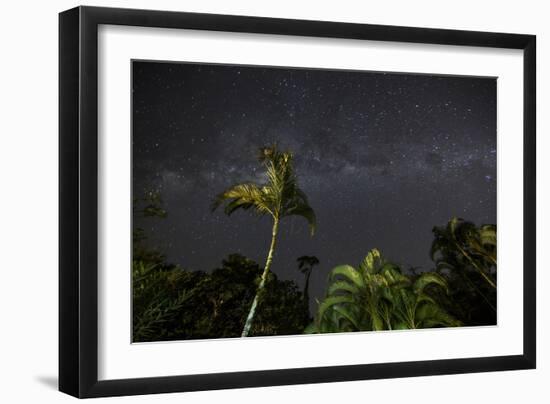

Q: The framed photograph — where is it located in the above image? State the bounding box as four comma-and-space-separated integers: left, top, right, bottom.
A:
59, 6, 536, 398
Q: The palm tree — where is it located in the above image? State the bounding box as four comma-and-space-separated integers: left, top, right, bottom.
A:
212, 145, 316, 337
296, 255, 320, 305
430, 218, 497, 323
431, 217, 496, 289
307, 249, 460, 333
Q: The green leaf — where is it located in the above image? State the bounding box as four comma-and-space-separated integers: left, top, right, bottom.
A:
287, 203, 317, 235
416, 303, 461, 328
329, 265, 364, 289
317, 295, 355, 324
331, 305, 361, 330
303, 322, 319, 334
380, 263, 408, 285
393, 322, 410, 330
479, 225, 496, 247
327, 280, 360, 296
359, 248, 383, 274
413, 272, 449, 295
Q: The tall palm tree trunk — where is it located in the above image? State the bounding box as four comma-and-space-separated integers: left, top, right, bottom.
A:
241, 218, 279, 337
303, 271, 311, 305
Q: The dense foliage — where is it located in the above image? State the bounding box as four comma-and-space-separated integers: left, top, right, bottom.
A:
430, 217, 497, 325
307, 249, 461, 333
133, 254, 309, 342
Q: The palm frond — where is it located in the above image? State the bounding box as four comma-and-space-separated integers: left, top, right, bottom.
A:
416, 303, 462, 328
211, 183, 274, 217
413, 272, 449, 295
359, 248, 383, 275
287, 203, 317, 235
327, 280, 360, 296
331, 304, 362, 330
212, 145, 316, 236
329, 265, 364, 289
317, 295, 355, 325
479, 224, 496, 247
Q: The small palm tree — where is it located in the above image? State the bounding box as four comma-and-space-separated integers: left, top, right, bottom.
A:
212, 145, 316, 337
307, 249, 460, 333
431, 217, 496, 289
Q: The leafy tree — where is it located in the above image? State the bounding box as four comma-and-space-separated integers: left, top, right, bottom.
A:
430, 218, 497, 325
212, 145, 316, 336
431, 217, 496, 288
132, 260, 195, 341
133, 254, 310, 342
307, 249, 460, 333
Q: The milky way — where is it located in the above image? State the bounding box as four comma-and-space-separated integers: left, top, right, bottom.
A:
132, 60, 496, 306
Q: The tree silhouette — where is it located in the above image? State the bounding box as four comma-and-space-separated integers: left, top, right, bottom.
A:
296, 255, 320, 306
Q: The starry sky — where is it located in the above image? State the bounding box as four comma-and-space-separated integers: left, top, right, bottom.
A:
132, 60, 496, 306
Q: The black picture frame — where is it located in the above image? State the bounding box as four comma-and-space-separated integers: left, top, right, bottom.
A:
59, 5, 536, 398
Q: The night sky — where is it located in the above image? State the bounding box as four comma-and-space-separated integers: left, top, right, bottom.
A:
132, 60, 496, 306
